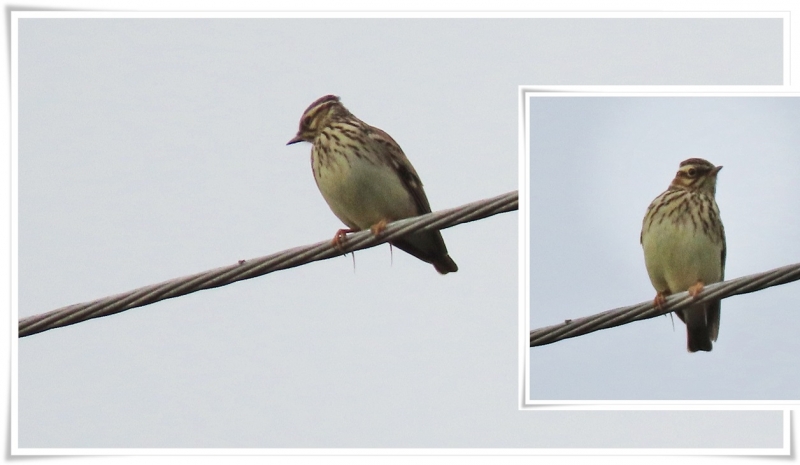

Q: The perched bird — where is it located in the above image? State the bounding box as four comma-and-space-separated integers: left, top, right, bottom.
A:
287, 95, 458, 274
641, 158, 726, 352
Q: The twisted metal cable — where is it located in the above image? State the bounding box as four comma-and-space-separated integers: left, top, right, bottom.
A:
19, 191, 518, 338
530, 262, 800, 347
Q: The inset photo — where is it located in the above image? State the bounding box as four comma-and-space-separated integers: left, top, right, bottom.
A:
521, 89, 800, 403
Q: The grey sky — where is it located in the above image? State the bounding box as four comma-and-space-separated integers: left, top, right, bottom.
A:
529, 95, 800, 400
15, 15, 786, 450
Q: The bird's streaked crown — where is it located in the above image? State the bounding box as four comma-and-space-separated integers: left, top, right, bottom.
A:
287, 95, 350, 145
670, 158, 722, 195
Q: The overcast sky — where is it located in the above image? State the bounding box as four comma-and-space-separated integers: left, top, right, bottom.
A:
528, 94, 800, 400
13, 14, 788, 452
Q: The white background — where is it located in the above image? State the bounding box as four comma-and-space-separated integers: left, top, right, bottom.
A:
5, 0, 799, 462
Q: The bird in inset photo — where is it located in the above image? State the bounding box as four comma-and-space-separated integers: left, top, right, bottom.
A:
287, 95, 458, 274
641, 158, 726, 352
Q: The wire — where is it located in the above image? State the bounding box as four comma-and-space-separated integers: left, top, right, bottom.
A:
19, 191, 519, 338
530, 262, 800, 347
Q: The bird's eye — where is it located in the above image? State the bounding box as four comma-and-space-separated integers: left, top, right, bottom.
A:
303, 116, 312, 127
687, 168, 697, 177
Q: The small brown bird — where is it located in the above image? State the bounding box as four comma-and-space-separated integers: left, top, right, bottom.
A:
287, 95, 458, 274
641, 158, 726, 352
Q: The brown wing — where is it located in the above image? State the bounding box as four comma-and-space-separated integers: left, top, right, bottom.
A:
365, 125, 433, 216
720, 233, 726, 280
363, 123, 456, 274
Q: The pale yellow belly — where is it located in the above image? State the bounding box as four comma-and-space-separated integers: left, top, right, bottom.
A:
642, 220, 723, 294
312, 151, 417, 231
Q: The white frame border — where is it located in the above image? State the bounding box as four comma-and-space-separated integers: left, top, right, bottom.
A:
520, 87, 796, 413
10, 8, 795, 457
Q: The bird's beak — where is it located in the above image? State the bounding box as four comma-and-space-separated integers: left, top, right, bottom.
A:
711, 165, 723, 175
286, 135, 304, 145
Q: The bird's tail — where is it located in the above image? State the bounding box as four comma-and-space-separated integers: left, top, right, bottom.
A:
679, 301, 721, 352
390, 230, 458, 275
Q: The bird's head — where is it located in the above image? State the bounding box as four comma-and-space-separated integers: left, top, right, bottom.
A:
670, 158, 722, 195
287, 95, 350, 145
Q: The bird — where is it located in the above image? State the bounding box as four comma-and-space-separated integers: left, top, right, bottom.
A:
641, 158, 726, 352
287, 95, 458, 274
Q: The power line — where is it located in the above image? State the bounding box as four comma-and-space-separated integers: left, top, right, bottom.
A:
530, 262, 800, 347
19, 191, 518, 338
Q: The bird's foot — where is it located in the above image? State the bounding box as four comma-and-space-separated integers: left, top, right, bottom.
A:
653, 292, 668, 310
370, 219, 389, 236
331, 228, 357, 249
688, 281, 705, 298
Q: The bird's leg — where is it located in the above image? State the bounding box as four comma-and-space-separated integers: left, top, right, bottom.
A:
653, 291, 668, 310
370, 219, 389, 236
331, 228, 358, 249
688, 281, 705, 298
